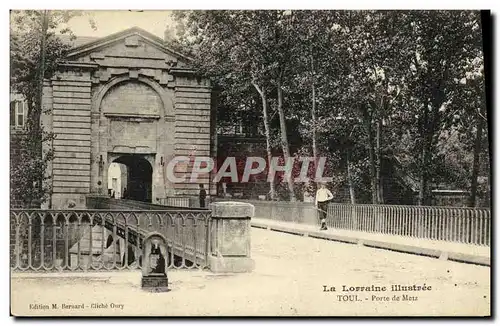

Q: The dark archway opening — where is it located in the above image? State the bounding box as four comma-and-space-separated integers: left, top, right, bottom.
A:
113, 155, 153, 203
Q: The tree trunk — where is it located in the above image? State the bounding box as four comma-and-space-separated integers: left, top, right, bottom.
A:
418, 96, 442, 206
310, 52, 318, 188
375, 116, 383, 232
346, 149, 356, 204
34, 10, 49, 208
418, 102, 430, 206
276, 78, 296, 201
35, 11, 48, 134
364, 116, 378, 204
418, 143, 430, 206
252, 82, 275, 200
376, 116, 384, 204
468, 109, 485, 207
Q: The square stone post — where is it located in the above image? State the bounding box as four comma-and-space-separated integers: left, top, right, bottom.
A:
209, 201, 255, 273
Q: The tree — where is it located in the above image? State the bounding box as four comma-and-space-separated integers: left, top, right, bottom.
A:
402, 11, 483, 205
10, 10, 96, 207
173, 10, 301, 200
467, 13, 488, 207
320, 11, 412, 204
172, 10, 488, 206
444, 27, 487, 207
288, 10, 342, 190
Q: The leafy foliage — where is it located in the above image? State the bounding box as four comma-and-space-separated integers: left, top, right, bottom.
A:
10, 10, 95, 208
172, 10, 488, 206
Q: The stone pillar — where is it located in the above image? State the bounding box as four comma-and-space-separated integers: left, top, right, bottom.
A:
209, 201, 255, 273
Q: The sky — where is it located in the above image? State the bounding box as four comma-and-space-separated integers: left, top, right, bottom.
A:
63, 10, 175, 38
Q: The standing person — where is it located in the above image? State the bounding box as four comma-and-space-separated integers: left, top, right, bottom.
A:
315, 183, 333, 230
199, 184, 207, 208
222, 182, 227, 197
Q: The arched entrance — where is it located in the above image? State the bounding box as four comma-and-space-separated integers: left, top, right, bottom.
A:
112, 155, 153, 202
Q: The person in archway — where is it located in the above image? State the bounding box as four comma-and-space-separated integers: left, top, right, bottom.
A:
122, 187, 128, 199
199, 184, 207, 208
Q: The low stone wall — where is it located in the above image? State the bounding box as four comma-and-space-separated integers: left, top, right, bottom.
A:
213, 199, 318, 225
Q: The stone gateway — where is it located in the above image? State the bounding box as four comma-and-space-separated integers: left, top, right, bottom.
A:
41, 27, 215, 209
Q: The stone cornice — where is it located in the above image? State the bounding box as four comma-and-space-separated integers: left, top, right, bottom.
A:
57, 61, 99, 70
103, 112, 160, 120
169, 67, 198, 76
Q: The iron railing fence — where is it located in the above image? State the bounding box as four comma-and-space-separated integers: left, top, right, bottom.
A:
158, 196, 212, 209
158, 197, 191, 208
326, 204, 490, 246
222, 199, 491, 247
10, 209, 211, 272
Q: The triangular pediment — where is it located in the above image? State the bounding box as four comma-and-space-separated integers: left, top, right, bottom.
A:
66, 27, 191, 66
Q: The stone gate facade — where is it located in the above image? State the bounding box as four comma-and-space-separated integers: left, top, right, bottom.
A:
41, 27, 215, 209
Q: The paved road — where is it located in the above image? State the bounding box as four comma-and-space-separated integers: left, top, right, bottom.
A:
11, 228, 490, 316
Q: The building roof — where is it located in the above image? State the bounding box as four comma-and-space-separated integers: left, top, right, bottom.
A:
13, 27, 193, 63
56, 34, 100, 48
65, 27, 192, 63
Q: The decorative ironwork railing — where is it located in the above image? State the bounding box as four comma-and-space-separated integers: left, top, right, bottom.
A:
10, 209, 211, 272
221, 199, 491, 247
326, 204, 490, 246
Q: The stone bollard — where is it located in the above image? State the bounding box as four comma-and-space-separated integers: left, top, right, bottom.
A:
209, 201, 255, 273
141, 232, 169, 292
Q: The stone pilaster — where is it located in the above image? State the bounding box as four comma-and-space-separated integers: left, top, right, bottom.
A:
209, 202, 255, 273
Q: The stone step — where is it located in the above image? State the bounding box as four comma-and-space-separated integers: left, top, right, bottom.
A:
69, 225, 115, 255
69, 252, 122, 267
82, 229, 105, 240
67, 224, 146, 267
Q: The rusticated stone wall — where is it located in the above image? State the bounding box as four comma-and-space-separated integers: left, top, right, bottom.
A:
40, 28, 215, 209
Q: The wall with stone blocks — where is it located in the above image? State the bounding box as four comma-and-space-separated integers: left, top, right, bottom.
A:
173, 84, 212, 196
41, 31, 215, 208
39, 72, 93, 209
